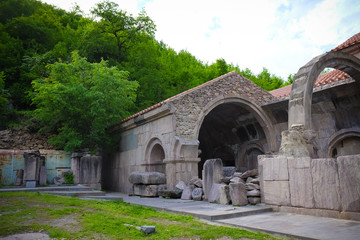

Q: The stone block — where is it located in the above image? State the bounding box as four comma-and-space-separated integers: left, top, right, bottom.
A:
140, 226, 156, 234
176, 181, 187, 190
181, 185, 194, 200
340, 211, 360, 221
250, 178, 259, 184
260, 157, 289, 181
71, 156, 81, 184
133, 184, 165, 197
23, 151, 41, 181
247, 189, 260, 197
192, 188, 203, 201
26, 180, 36, 188
311, 158, 341, 210
288, 157, 314, 208
15, 169, 23, 186
208, 183, 225, 203
203, 159, 223, 200
39, 166, 47, 185
54, 176, 65, 185
129, 171, 166, 185
248, 197, 261, 205
219, 185, 230, 205
337, 155, 360, 212
229, 182, 248, 206
263, 181, 290, 206
223, 167, 236, 177
240, 169, 258, 179
245, 183, 260, 190
158, 189, 182, 199
79, 156, 102, 186
230, 177, 245, 184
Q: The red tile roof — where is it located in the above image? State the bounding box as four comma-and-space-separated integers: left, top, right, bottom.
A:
270, 32, 360, 99
269, 70, 351, 99
332, 32, 360, 51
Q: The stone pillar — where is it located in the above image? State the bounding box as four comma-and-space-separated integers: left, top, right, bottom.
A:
164, 158, 200, 190
71, 152, 83, 184
79, 155, 102, 189
23, 150, 41, 188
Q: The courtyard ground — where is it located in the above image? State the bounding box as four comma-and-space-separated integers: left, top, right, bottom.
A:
0, 192, 279, 240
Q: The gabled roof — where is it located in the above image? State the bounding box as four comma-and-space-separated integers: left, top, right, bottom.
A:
270, 32, 360, 99
122, 71, 237, 122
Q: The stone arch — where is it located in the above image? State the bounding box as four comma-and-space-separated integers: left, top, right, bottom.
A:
195, 94, 276, 152
195, 95, 276, 176
237, 142, 264, 172
144, 137, 166, 173
327, 128, 360, 157
288, 51, 360, 129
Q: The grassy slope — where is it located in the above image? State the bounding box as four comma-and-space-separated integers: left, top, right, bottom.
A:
0, 192, 281, 240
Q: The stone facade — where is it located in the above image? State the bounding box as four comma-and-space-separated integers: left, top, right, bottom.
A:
103, 34, 360, 221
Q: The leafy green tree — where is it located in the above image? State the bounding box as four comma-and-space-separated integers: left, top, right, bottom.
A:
32, 52, 138, 152
283, 73, 296, 86
91, 0, 155, 62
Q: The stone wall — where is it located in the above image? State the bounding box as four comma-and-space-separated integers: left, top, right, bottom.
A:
259, 154, 360, 221
0, 127, 52, 150
0, 149, 70, 185
103, 113, 177, 193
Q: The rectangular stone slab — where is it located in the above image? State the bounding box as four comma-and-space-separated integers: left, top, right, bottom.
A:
260, 157, 289, 181
263, 180, 290, 206
337, 155, 360, 212
311, 158, 341, 210
288, 157, 314, 208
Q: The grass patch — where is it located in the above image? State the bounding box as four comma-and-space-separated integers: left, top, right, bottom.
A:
0, 192, 281, 239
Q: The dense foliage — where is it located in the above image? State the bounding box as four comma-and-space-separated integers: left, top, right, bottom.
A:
32, 52, 138, 151
0, 0, 292, 151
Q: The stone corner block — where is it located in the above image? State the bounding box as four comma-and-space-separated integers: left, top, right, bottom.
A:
129, 171, 166, 185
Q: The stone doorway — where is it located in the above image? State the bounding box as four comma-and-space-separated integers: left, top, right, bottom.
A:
197, 102, 267, 177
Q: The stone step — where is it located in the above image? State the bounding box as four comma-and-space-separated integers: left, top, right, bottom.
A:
42, 190, 105, 197
80, 195, 124, 201
0, 185, 93, 193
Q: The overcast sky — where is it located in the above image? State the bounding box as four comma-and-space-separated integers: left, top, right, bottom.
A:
42, 0, 360, 79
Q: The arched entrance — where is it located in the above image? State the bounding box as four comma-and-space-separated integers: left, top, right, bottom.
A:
196, 98, 275, 177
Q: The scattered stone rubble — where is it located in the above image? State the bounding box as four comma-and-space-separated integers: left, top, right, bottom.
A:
0, 127, 52, 150
129, 159, 261, 206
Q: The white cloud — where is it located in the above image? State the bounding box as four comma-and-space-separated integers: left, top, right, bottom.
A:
42, 0, 360, 79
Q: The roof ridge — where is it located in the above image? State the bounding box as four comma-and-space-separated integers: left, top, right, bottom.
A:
121, 71, 238, 123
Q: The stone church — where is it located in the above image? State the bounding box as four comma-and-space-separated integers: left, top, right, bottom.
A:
103, 32, 360, 220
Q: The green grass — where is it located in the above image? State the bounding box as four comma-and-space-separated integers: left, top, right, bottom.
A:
0, 192, 281, 239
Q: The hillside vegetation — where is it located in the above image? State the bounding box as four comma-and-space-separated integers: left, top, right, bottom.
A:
0, 0, 292, 151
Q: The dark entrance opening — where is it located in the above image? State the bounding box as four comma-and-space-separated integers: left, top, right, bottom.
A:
198, 103, 266, 177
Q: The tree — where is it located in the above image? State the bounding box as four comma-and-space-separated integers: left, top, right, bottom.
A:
91, 0, 155, 62
32, 52, 138, 152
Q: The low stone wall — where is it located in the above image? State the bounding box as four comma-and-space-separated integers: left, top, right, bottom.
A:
0, 149, 70, 185
259, 154, 360, 221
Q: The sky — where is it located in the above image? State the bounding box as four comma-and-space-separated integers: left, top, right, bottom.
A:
41, 0, 360, 79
